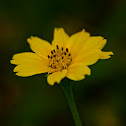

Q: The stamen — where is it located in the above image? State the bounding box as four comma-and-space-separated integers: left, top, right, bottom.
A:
51, 51, 53, 54
53, 55, 56, 57
61, 47, 63, 51
56, 45, 59, 49
64, 52, 66, 55
53, 49, 55, 52
48, 55, 50, 58
66, 48, 68, 52
69, 54, 71, 56
51, 56, 52, 59
62, 57, 63, 59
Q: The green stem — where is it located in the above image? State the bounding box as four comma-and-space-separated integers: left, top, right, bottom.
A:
61, 79, 83, 126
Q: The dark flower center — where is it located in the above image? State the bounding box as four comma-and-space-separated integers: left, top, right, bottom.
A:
47, 45, 72, 70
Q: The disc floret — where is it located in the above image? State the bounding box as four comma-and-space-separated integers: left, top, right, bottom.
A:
48, 45, 72, 70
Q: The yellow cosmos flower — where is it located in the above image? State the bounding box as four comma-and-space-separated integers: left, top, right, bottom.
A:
10, 28, 113, 85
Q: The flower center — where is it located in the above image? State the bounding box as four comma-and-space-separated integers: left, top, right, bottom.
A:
48, 45, 72, 70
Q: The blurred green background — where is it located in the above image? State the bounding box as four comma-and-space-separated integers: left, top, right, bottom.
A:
0, 0, 126, 126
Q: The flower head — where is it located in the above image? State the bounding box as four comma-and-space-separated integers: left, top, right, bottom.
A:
10, 28, 113, 85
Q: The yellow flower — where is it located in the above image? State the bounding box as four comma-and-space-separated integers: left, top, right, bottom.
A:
10, 28, 113, 85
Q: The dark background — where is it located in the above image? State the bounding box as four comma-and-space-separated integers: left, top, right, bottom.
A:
0, 0, 126, 126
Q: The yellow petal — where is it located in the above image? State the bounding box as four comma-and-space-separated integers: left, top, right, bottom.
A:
72, 49, 101, 65
66, 29, 90, 58
10, 52, 52, 77
52, 28, 69, 48
80, 36, 107, 51
47, 69, 67, 85
100, 51, 114, 59
10, 52, 48, 65
66, 63, 91, 81
27, 36, 52, 59
15, 63, 51, 77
